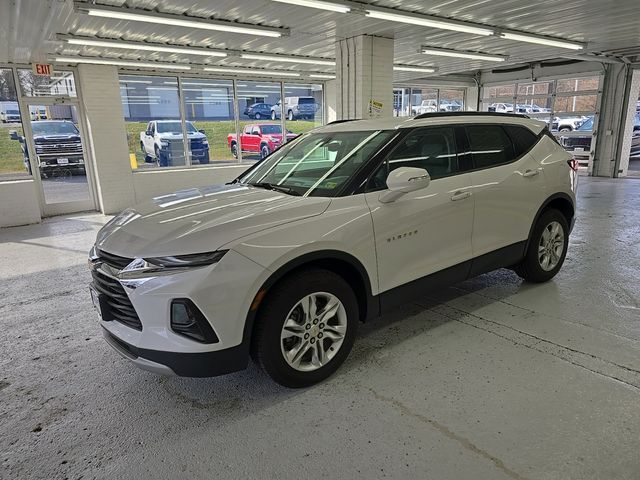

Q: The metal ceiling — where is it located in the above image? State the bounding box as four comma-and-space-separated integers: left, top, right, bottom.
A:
2, 0, 640, 82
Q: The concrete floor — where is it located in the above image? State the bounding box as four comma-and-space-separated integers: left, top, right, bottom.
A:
0, 177, 638, 480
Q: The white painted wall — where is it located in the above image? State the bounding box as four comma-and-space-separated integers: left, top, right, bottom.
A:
0, 179, 41, 228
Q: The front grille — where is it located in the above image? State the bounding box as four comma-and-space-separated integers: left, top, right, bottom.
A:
96, 248, 133, 270
35, 142, 83, 155
91, 268, 142, 331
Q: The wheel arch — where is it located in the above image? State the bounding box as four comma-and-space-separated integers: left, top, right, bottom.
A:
242, 250, 378, 347
526, 193, 575, 251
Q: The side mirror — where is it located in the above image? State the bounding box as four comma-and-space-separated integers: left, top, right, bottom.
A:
9, 130, 19, 141
198, 129, 205, 134
379, 167, 430, 203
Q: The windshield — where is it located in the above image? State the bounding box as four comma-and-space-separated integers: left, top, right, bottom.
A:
261, 125, 282, 135
31, 122, 78, 135
238, 130, 395, 197
156, 121, 197, 133
578, 117, 594, 131
6, 109, 19, 114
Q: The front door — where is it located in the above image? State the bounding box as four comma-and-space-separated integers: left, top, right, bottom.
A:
21, 100, 97, 216
364, 126, 475, 294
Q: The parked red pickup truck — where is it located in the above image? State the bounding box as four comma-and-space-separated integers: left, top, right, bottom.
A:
227, 123, 298, 159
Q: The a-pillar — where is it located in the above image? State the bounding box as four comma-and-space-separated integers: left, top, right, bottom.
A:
592, 63, 640, 177
335, 35, 394, 120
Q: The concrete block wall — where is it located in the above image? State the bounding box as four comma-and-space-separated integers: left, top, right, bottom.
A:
0, 179, 41, 228
336, 35, 394, 119
77, 64, 135, 214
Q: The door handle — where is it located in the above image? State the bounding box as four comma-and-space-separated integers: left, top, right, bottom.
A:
450, 191, 471, 201
523, 169, 540, 178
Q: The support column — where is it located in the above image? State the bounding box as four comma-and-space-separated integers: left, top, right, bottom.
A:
592, 63, 639, 177
335, 35, 394, 120
76, 64, 135, 213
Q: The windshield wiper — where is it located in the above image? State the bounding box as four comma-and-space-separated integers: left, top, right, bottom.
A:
250, 182, 301, 196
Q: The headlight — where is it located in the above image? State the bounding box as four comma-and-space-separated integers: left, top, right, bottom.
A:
202, 140, 209, 145
160, 140, 170, 148
118, 250, 228, 280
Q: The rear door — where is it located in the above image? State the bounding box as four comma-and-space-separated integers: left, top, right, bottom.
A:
364, 126, 475, 293
465, 124, 546, 257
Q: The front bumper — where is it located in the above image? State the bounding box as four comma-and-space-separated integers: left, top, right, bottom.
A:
92, 249, 268, 377
102, 328, 248, 377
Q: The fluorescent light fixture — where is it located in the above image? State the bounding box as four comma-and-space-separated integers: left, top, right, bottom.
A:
65, 37, 227, 57
241, 53, 334, 66
309, 74, 336, 79
393, 65, 437, 73
82, 5, 286, 37
366, 8, 494, 36
118, 79, 152, 84
421, 47, 507, 62
203, 67, 300, 77
270, 0, 350, 13
55, 57, 191, 70
499, 32, 584, 50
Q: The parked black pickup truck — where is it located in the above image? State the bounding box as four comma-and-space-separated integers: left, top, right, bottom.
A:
559, 115, 640, 161
10, 120, 85, 177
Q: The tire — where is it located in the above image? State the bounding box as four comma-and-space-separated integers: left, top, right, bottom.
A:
251, 268, 359, 388
287, 110, 294, 121
260, 144, 270, 159
514, 208, 569, 283
271, 111, 277, 120
255, 112, 262, 120
230, 142, 238, 158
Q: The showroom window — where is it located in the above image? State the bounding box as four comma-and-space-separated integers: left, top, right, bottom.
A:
119, 74, 325, 169
393, 86, 465, 116
17, 69, 77, 97
0, 68, 28, 178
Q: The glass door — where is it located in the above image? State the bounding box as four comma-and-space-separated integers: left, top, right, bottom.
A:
21, 100, 96, 215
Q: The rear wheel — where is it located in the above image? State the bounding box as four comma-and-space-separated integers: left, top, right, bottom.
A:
252, 269, 358, 388
230, 142, 238, 158
287, 110, 294, 121
260, 144, 270, 159
515, 209, 569, 283
271, 111, 277, 120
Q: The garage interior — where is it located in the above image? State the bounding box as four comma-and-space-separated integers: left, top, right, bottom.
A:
1, 1, 639, 479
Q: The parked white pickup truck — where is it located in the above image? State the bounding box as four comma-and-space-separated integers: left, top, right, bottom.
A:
139, 120, 209, 167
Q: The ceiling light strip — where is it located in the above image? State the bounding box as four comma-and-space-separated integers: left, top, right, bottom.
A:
55, 57, 191, 70
203, 67, 300, 77
78, 4, 288, 38
240, 53, 334, 66
309, 74, 336, 79
499, 32, 584, 50
393, 65, 437, 73
270, 0, 350, 13
421, 47, 507, 62
65, 37, 228, 57
366, 7, 494, 36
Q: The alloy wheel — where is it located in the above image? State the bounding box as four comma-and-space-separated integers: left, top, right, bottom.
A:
538, 221, 565, 271
280, 292, 347, 372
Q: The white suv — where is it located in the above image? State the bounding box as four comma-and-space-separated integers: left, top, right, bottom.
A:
90, 113, 578, 387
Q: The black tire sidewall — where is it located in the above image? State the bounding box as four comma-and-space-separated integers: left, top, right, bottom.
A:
255, 270, 359, 388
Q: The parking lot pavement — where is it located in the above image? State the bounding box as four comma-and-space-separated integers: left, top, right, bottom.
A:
41, 175, 90, 204
0, 177, 639, 480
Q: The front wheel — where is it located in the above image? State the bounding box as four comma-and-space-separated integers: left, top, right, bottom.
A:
515, 209, 569, 283
252, 269, 358, 388
255, 112, 262, 120
287, 110, 294, 121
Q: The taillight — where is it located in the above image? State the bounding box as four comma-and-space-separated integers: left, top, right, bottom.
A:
567, 158, 579, 171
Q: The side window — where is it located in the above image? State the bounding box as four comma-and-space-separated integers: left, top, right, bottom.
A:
244, 125, 252, 135
252, 127, 261, 136
368, 127, 458, 191
150, 123, 155, 134
466, 125, 515, 169
503, 125, 539, 157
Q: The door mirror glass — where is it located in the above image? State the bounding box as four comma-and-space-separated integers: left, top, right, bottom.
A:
380, 167, 430, 203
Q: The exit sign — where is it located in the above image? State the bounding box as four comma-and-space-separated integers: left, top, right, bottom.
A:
33, 63, 53, 76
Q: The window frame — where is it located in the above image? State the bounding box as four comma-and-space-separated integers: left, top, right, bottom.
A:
364, 125, 466, 193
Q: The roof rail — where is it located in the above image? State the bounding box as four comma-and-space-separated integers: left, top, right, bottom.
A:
413, 111, 530, 120
326, 118, 362, 125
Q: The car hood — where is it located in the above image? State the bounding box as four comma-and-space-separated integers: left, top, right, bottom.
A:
95, 184, 330, 258
157, 132, 206, 140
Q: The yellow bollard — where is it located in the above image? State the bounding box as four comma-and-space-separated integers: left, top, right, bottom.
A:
129, 153, 138, 170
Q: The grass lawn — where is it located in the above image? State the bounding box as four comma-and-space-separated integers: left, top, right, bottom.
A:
0, 120, 318, 175
0, 124, 26, 174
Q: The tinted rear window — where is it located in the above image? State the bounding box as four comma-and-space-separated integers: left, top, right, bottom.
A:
298, 98, 315, 104
504, 125, 539, 157
466, 125, 515, 169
